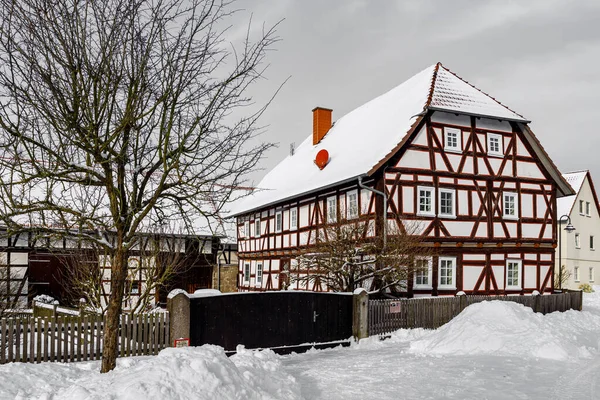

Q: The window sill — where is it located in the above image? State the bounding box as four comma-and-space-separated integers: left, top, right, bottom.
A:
506, 286, 521, 291
444, 148, 462, 154
417, 212, 435, 218
438, 214, 457, 219
503, 216, 519, 221
487, 152, 504, 158
414, 285, 432, 290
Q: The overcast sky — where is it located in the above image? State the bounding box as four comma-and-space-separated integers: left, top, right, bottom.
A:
232, 0, 600, 189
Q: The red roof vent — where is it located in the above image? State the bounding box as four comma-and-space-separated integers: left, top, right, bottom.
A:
315, 149, 329, 170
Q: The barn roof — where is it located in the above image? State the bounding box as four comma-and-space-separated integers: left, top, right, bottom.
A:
229, 63, 572, 217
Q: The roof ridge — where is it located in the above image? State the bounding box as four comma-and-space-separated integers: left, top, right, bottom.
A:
424, 62, 441, 111
435, 64, 527, 121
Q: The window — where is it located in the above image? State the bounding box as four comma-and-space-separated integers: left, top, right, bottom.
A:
506, 259, 522, 290
256, 263, 263, 286
591, 236, 595, 250
347, 190, 359, 219
580, 200, 585, 215
244, 263, 250, 283
487, 133, 503, 156
414, 258, 432, 288
244, 221, 250, 238
590, 267, 595, 282
275, 211, 282, 233
586, 202, 591, 216
444, 127, 461, 152
417, 186, 435, 217
574, 266, 580, 282
438, 257, 456, 289
290, 208, 298, 230
575, 233, 581, 249
130, 281, 139, 295
327, 196, 337, 223
254, 217, 261, 237
503, 192, 518, 220
438, 188, 455, 218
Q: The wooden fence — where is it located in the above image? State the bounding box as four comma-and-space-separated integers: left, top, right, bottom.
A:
368, 291, 583, 336
0, 313, 169, 364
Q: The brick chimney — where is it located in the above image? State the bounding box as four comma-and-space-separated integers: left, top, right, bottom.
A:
312, 107, 333, 145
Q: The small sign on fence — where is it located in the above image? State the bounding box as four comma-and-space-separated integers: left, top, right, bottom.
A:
174, 338, 190, 348
389, 302, 401, 313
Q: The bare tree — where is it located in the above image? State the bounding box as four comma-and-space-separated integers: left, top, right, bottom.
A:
0, 0, 277, 372
293, 219, 434, 293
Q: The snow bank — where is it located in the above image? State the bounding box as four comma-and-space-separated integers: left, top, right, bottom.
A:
409, 300, 600, 361
0, 346, 301, 400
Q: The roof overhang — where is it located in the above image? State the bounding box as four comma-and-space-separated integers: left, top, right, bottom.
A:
427, 107, 531, 124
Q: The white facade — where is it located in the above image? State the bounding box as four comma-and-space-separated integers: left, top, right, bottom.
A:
556, 171, 600, 289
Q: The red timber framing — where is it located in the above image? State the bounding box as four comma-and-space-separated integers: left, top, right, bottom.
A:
236, 110, 565, 296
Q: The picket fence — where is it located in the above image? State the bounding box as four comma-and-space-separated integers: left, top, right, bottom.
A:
368, 291, 583, 335
0, 313, 169, 364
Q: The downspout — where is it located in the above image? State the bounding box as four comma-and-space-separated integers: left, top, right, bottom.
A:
358, 175, 387, 250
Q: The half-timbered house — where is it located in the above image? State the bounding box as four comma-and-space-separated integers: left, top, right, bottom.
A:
229, 63, 574, 296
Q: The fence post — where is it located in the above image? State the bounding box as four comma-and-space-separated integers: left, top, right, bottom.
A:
352, 288, 369, 341
458, 291, 466, 312
578, 290, 583, 311
532, 290, 540, 313
167, 289, 190, 347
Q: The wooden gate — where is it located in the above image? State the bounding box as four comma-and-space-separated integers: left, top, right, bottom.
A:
189, 292, 353, 352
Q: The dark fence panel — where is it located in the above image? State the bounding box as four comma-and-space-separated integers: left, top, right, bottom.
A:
189, 292, 353, 351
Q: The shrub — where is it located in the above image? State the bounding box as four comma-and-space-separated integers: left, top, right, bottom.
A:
578, 283, 595, 293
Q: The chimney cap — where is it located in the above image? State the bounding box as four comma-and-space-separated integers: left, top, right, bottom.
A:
312, 106, 333, 112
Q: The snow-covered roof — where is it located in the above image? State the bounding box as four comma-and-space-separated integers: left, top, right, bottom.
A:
557, 171, 589, 218
229, 63, 568, 217
429, 65, 528, 123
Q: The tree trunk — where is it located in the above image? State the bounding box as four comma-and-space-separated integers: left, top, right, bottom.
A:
101, 246, 128, 373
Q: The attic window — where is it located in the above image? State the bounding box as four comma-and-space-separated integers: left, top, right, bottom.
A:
487, 133, 503, 157
444, 127, 461, 153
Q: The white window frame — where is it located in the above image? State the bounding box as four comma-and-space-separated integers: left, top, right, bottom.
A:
413, 258, 432, 289
505, 259, 522, 290
444, 127, 461, 153
586, 201, 591, 217
254, 217, 261, 237
487, 133, 503, 156
503, 192, 518, 220
438, 257, 456, 290
438, 188, 456, 218
244, 221, 250, 239
347, 190, 359, 219
417, 186, 435, 217
290, 208, 298, 230
327, 196, 337, 223
580, 200, 585, 215
256, 263, 263, 286
591, 235, 595, 251
574, 266, 580, 282
575, 233, 581, 249
590, 267, 595, 283
275, 211, 283, 233
243, 263, 250, 283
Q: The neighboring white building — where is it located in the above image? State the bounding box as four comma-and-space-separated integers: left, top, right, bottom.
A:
556, 171, 600, 289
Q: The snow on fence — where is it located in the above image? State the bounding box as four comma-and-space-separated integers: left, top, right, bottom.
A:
0, 313, 169, 364
368, 291, 583, 336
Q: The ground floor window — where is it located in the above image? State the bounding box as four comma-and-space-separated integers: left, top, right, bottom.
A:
574, 266, 580, 282
506, 259, 522, 289
590, 267, 595, 283
414, 258, 432, 288
438, 257, 456, 290
244, 263, 250, 283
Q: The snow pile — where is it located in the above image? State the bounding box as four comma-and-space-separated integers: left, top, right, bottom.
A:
1, 346, 301, 400
33, 294, 56, 304
409, 300, 600, 361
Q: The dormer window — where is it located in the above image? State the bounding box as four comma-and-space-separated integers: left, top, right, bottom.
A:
487, 133, 503, 156
444, 127, 461, 152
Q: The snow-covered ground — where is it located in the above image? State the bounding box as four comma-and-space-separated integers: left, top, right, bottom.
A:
2, 291, 600, 399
